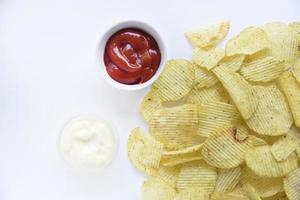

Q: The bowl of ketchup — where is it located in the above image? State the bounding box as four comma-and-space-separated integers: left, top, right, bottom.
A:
98, 20, 166, 90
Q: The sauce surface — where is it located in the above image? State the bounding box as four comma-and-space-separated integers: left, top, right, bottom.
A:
104, 28, 161, 84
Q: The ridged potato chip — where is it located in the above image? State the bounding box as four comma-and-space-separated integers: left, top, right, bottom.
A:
192, 47, 225, 70
288, 126, 300, 158
242, 184, 262, 200
278, 71, 300, 127
241, 167, 283, 197
216, 55, 245, 72
249, 135, 267, 146
210, 192, 249, 200
176, 161, 217, 193
240, 56, 284, 82
215, 167, 241, 192
194, 64, 219, 88
161, 144, 203, 167
245, 85, 293, 136
186, 83, 229, 104
142, 178, 176, 200
262, 22, 299, 68
153, 59, 194, 102
140, 87, 162, 122
283, 168, 300, 200
245, 145, 298, 178
271, 134, 297, 162
197, 102, 240, 137
226, 27, 270, 56
202, 126, 252, 168
152, 166, 180, 188
185, 21, 230, 48
292, 58, 300, 83
213, 66, 258, 119
262, 192, 288, 200
174, 187, 210, 200
149, 104, 200, 150
128, 128, 163, 175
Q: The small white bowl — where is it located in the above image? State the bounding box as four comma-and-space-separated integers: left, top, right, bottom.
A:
97, 20, 166, 91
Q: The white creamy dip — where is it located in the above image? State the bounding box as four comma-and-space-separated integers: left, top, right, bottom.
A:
59, 116, 117, 170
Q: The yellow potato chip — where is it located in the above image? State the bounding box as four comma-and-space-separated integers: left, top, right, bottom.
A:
142, 178, 176, 200
127, 128, 163, 175
197, 102, 240, 137
240, 56, 284, 82
176, 161, 217, 193
291, 58, 300, 83
287, 126, 300, 158
185, 21, 230, 48
249, 135, 267, 146
262, 192, 288, 200
202, 126, 252, 168
241, 167, 283, 197
210, 192, 249, 200
278, 71, 300, 127
186, 83, 229, 104
245, 85, 293, 136
152, 166, 180, 188
271, 134, 298, 162
216, 54, 245, 72
153, 59, 194, 102
213, 66, 258, 119
245, 145, 298, 178
161, 144, 204, 167
242, 184, 262, 200
140, 87, 162, 122
215, 167, 241, 192
262, 22, 299, 68
226, 27, 270, 56
194, 64, 219, 88
283, 168, 300, 200
174, 187, 210, 200
192, 47, 225, 70
149, 104, 201, 150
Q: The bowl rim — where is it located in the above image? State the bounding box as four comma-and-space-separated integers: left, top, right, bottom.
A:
97, 20, 166, 91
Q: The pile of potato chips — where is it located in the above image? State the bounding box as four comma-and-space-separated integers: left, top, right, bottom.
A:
128, 21, 300, 200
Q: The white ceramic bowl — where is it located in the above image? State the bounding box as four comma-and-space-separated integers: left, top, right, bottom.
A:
97, 20, 166, 91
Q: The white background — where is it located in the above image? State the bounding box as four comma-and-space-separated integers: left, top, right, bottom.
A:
0, 0, 299, 199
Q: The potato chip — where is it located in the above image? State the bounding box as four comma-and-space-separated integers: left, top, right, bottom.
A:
226, 27, 270, 56
185, 21, 230, 48
245, 145, 298, 177
271, 134, 297, 162
278, 71, 300, 127
287, 126, 300, 158
245, 85, 293, 136
283, 168, 300, 200
153, 166, 180, 188
194, 64, 219, 88
240, 56, 284, 82
192, 47, 225, 70
149, 104, 201, 150
262, 22, 299, 68
249, 135, 267, 146
289, 22, 300, 34
215, 167, 241, 192
213, 66, 258, 119
197, 102, 240, 137
186, 83, 229, 104
216, 54, 245, 72
202, 126, 252, 168
142, 178, 176, 200
140, 87, 162, 122
174, 187, 210, 200
242, 184, 262, 200
241, 167, 283, 197
153, 59, 194, 102
291, 58, 300, 83
161, 144, 203, 167
176, 161, 217, 193
128, 128, 163, 175
210, 192, 249, 200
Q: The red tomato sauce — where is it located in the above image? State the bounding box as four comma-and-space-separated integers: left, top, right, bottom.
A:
104, 28, 161, 84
